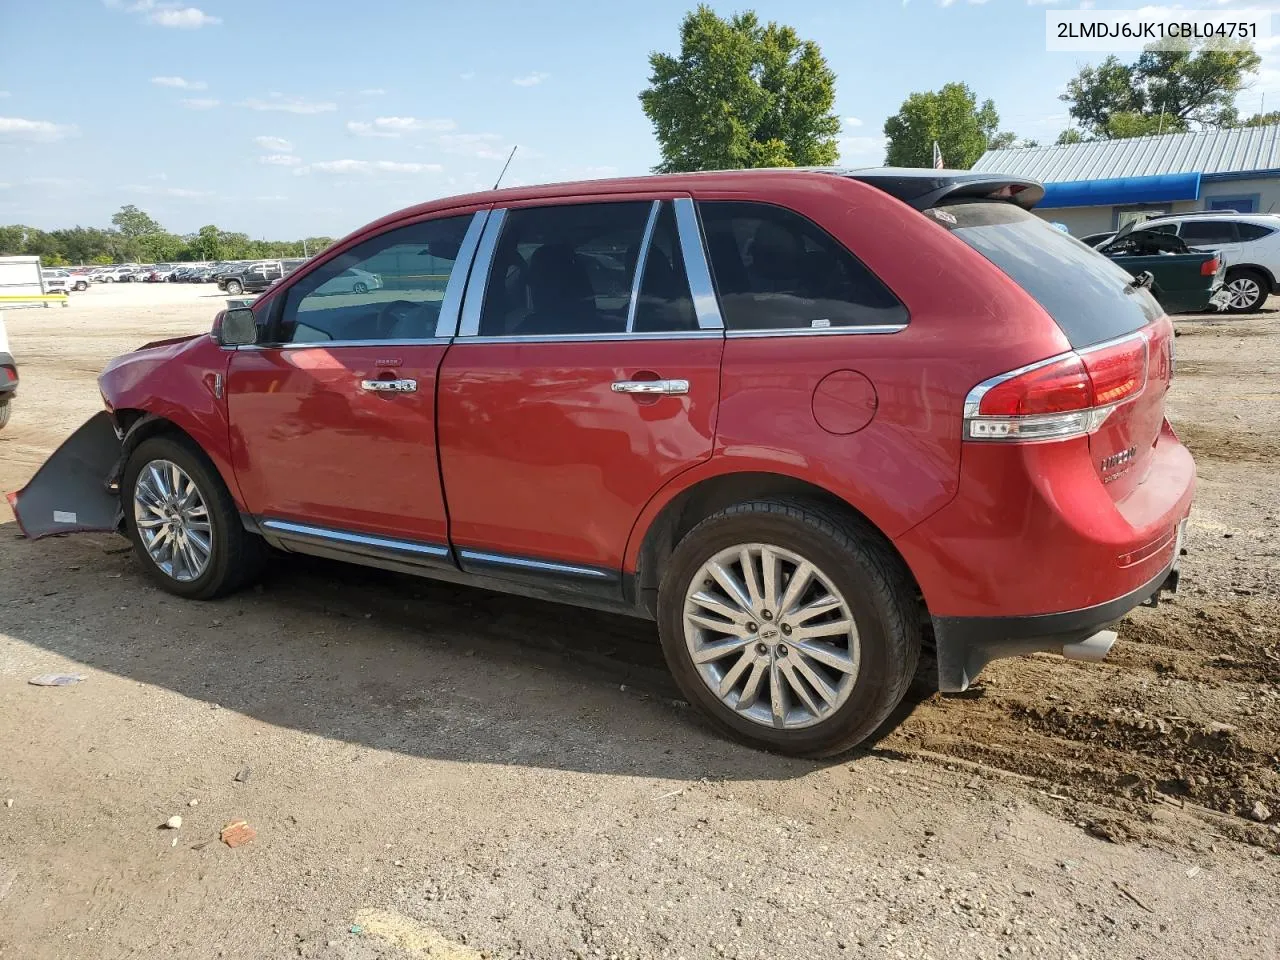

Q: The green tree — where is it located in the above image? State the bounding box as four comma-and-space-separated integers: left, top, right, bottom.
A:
883, 82, 1002, 169
639, 5, 840, 172
110, 204, 165, 238
1237, 110, 1280, 127
1062, 45, 1260, 139
186, 225, 223, 261
1056, 128, 1086, 146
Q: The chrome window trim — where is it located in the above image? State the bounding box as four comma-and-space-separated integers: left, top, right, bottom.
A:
433, 209, 491, 339
726, 324, 907, 339
457, 208, 507, 338
962, 330, 1149, 420
262, 519, 450, 557
672, 198, 724, 330
458, 548, 613, 580
625, 201, 662, 333
450, 330, 722, 345
235, 337, 452, 351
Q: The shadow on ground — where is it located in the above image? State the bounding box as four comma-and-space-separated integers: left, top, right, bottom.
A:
0, 522, 933, 783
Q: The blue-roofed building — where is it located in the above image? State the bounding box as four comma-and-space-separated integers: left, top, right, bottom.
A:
972, 126, 1280, 237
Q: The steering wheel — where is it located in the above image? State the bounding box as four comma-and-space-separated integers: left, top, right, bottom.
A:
375, 299, 426, 339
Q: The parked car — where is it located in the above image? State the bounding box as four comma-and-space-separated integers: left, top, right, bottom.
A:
10, 169, 1194, 756
1093, 223, 1225, 313
93, 265, 136, 282
1120, 212, 1280, 312
313, 266, 382, 296
0, 312, 15, 429
217, 261, 284, 295
40, 268, 88, 293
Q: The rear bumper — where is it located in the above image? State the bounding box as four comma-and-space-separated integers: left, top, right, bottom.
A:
932, 540, 1182, 691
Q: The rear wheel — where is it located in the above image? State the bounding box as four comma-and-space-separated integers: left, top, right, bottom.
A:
0, 399, 10, 430
1223, 268, 1268, 313
225, 280, 243, 295
657, 499, 919, 757
353, 281, 369, 294
74, 281, 88, 291
122, 435, 266, 600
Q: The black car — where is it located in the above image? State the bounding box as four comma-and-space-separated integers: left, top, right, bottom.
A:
218, 261, 284, 295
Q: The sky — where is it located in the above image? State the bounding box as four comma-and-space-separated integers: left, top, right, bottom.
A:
2, 0, 1279, 240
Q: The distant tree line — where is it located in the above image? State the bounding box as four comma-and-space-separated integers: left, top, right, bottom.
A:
0, 205, 335, 266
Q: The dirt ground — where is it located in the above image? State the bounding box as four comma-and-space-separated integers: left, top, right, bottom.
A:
0, 284, 1277, 960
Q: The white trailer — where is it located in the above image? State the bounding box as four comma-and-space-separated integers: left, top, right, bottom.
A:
0, 255, 47, 299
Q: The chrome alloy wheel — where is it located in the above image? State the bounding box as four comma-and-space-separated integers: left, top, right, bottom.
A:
133, 459, 213, 582
1226, 276, 1262, 310
683, 543, 860, 730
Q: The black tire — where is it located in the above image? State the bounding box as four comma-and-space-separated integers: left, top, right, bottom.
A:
225, 280, 243, 295
657, 498, 920, 757
1224, 267, 1269, 313
74, 281, 88, 291
352, 281, 369, 294
122, 434, 267, 600
0, 399, 10, 430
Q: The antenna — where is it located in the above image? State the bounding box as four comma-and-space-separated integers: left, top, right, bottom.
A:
493, 146, 518, 190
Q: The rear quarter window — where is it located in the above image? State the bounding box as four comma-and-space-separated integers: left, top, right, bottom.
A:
929, 202, 1161, 348
1236, 222, 1276, 241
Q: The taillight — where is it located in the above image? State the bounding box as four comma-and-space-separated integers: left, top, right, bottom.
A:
1201, 257, 1221, 276
965, 333, 1149, 442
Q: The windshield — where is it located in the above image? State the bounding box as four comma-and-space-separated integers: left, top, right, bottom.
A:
928, 202, 1161, 348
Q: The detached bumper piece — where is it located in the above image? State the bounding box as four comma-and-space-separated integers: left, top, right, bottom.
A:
6, 411, 123, 539
931, 555, 1177, 692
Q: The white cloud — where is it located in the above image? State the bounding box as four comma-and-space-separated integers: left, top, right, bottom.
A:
150, 76, 207, 90
0, 116, 77, 141
0, 182, 10, 189
437, 132, 507, 160
181, 98, 220, 110
260, 154, 302, 167
309, 159, 444, 175
254, 135, 292, 152
359, 88, 386, 96
460, 72, 476, 81
838, 135, 887, 165
512, 72, 549, 87
255, 195, 288, 201
150, 6, 220, 28
243, 95, 337, 114
125, 183, 210, 198
844, 116, 863, 128
0, 92, 9, 98
347, 116, 456, 138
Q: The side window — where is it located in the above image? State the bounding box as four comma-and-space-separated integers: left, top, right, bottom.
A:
478, 202, 652, 337
1178, 220, 1239, 244
1147, 222, 1178, 235
279, 215, 471, 344
1236, 222, 1275, 241
697, 201, 908, 331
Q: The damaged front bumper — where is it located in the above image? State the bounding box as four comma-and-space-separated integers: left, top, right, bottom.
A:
6, 411, 124, 539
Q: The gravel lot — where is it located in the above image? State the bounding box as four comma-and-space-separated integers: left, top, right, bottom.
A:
0, 283, 1277, 960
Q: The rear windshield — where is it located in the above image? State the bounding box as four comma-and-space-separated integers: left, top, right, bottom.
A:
928, 202, 1160, 348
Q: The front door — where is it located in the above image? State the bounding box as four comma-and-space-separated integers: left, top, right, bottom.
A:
227, 210, 485, 557
436, 197, 724, 590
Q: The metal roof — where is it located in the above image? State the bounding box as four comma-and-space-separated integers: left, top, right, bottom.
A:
972, 125, 1280, 183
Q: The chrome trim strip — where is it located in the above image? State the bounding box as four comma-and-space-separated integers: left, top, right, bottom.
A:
672, 198, 724, 330
458, 208, 507, 338
433, 209, 491, 339
455, 330, 721, 345
458, 548, 613, 579
726, 324, 907, 339
262, 519, 451, 557
626, 201, 662, 334
239, 338, 453, 351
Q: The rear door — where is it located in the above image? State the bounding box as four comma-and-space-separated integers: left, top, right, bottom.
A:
1177, 219, 1242, 265
435, 196, 724, 592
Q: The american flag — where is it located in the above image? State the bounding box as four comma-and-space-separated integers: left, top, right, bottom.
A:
932, 141, 944, 170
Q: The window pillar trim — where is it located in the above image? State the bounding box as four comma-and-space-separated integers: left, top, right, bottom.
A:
433, 209, 491, 339
457, 208, 508, 338
624, 201, 662, 334
673, 197, 725, 330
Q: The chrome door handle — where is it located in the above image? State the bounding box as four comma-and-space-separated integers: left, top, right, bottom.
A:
611, 379, 689, 396
360, 378, 418, 393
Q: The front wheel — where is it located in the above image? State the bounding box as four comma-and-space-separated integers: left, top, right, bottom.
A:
122, 435, 266, 599
657, 499, 920, 757
0, 399, 10, 430
1223, 268, 1269, 313
74, 281, 88, 291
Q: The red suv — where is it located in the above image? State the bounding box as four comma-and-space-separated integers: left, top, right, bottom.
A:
11, 169, 1194, 756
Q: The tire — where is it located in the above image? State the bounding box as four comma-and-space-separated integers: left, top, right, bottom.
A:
0, 399, 10, 430
225, 280, 243, 295
1223, 268, 1269, 313
74, 281, 88, 291
122, 434, 266, 600
657, 498, 920, 757
352, 281, 369, 294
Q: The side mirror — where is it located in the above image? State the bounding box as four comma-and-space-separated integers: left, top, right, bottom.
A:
215, 308, 259, 347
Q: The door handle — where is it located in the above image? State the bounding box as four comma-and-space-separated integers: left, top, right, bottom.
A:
360, 378, 418, 393
610, 379, 689, 396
